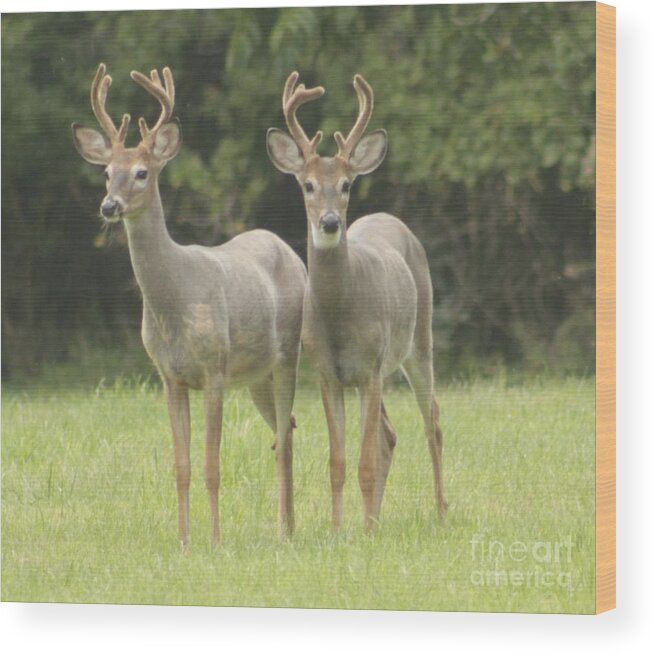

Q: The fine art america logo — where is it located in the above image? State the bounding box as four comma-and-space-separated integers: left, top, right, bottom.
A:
469, 535, 575, 590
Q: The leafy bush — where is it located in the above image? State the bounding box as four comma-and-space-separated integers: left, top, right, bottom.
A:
1, 4, 596, 381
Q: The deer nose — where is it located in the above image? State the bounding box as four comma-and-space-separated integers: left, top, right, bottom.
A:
319, 213, 340, 234
101, 198, 121, 218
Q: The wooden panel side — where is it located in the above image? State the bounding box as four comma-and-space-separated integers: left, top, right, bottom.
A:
595, 1, 616, 615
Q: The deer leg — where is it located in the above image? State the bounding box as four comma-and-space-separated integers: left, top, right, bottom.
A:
204, 378, 224, 547
373, 399, 397, 517
271, 363, 297, 537
402, 358, 448, 521
428, 396, 448, 520
249, 376, 278, 448
358, 375, 383, 529
165, 380, 191, 550
320, 377, 346, 531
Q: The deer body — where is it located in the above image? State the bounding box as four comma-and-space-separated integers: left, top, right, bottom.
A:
73, 64, 305, 548
130, 210, 300, 390
303, 213, 419, 387
268, 73, 447, 528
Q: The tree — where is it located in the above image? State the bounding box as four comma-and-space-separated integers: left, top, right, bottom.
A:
1, 3, 596, 382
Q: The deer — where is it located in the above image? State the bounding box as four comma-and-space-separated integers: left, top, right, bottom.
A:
72, 63, 306, 549
266, 72, 448, 530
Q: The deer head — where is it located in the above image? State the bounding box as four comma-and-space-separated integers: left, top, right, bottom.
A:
267, 72, 387, 250
72, 63, 181, 222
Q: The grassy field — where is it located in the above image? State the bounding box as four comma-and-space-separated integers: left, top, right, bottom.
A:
2, 375, 595, 613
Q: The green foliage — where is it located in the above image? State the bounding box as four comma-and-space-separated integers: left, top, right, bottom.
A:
1, 4, 596, 380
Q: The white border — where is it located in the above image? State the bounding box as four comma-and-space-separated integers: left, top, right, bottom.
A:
1, 0, 653, 651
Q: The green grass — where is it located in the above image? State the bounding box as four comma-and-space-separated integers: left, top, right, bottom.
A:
1, 375, 595, 613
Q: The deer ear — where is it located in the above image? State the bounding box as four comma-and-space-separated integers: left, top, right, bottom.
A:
153, 120, 182, 162
72, 124, 112, 165
266, 128, 305, 175
349, 129, 387, 175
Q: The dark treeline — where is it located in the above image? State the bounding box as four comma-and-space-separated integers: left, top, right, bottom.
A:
1, 3, 596, 383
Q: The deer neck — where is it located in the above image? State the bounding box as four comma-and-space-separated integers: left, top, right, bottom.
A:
123, 187, 183, 310
307, 228, 352, 319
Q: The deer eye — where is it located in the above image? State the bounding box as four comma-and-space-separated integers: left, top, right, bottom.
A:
341, 180, 351, 194
135, 169, 148, 180
304, 181, 314, 193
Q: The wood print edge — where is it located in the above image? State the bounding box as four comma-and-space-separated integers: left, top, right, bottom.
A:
595, 0, 616, 614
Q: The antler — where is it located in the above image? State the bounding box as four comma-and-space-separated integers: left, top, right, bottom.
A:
334, 74, 374, 160
282, 71, 325, 159
130, 67, 175, 146
90, 63, 130, 145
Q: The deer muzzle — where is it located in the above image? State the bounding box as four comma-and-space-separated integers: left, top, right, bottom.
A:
100, 197, 123, 221
312, 212, 342, 250
319, 212, 340, 234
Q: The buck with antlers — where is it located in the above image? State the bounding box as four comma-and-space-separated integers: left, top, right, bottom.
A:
267, 72, 447, 529
72, 64, 306, 548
